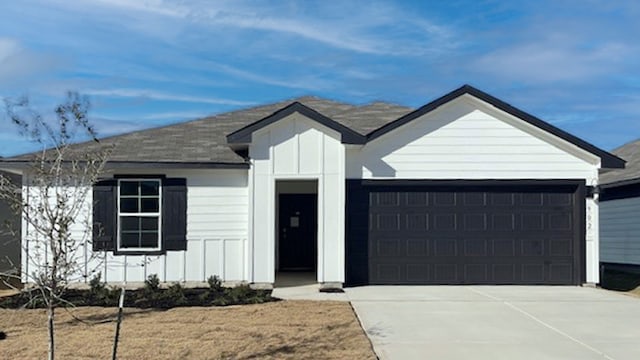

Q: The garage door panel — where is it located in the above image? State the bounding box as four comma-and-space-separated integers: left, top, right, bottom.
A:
357, 183, 584, 285
464, 238, 488, 256
549, 213, 572, 230
406, 264, 429, 282
549, 264, 573, 283
464, 264, 488, 282
521, 238, 544, 256
492, 238, 517, 256
407, 192, 428, 206
463, 192, 486, 206
491, 213, 516, 231
549, 238, 572, 256
434, 264, 457, 282
434, 192, 457, 205
492, 264, 517, 283
433, 213, 457, 230
375, 213, 400, 230
433, 238, 458, 256
406, 239, 428, 256
490, 192, 515, 206
522, 264, 545, 282
521, 212, 545, 230
463, 213, 487, 230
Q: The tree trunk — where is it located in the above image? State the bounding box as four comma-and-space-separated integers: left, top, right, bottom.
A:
48, 305, 55, 360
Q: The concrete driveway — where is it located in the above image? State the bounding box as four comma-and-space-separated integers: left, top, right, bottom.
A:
346, 286, 640, 360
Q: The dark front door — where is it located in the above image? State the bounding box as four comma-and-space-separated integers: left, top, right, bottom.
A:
279, 194, 317, 271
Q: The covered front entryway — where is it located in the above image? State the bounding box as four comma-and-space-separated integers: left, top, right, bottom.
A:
346, 180, 586, 285
275, 180, 318, 285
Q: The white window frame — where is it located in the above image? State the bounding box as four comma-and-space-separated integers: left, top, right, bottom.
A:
116, 178, 162, 252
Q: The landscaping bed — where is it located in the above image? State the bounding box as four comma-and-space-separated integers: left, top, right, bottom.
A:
0, 275, 274, 309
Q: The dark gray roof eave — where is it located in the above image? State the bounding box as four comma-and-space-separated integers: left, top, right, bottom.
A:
600, 177, 640, 189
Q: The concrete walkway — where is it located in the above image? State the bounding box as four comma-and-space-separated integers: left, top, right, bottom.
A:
346, 286, 640, 360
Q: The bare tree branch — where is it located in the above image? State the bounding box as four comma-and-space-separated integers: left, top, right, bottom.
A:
0, 92, 112, 360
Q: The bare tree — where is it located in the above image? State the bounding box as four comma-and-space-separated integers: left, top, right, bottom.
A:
0, 92, 111, 360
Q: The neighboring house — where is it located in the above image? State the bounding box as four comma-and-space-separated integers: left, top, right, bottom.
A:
599, 139, 640, 272
0, 85, 625, 288
0, 170, 21, 281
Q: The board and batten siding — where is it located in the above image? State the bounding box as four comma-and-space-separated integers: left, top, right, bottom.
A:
21, 169, 249, 284
249, 112, 345, 284
600, 197, 640, 265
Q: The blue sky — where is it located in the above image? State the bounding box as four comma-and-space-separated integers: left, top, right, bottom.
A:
1, 0, 639, 156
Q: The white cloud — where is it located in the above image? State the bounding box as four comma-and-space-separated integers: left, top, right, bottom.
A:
0, 37, 62, 83
63, 0, 456, 56
84, 88, 255, 106
472, 40, 632, 84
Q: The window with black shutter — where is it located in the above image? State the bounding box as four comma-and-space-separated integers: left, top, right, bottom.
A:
92, 177, 187, 254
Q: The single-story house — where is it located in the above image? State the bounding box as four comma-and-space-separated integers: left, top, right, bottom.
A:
599, 138, 640, 272
0, 169, 21, 283
0, 85, 625, 288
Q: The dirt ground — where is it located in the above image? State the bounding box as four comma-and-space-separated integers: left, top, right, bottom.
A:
0, 301, 376, 359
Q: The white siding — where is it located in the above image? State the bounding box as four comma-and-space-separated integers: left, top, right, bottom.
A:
347, 97, 598, 182
600, 197, 640, 265
22, 169, 249, 285
249, 113, 345, 284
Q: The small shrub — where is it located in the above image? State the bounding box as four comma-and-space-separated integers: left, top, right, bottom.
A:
227, 284, 253, 303
164, 283, 187, 307
89, 273, 106, 294
207, 275, 223, 292
144, 274, 161, 292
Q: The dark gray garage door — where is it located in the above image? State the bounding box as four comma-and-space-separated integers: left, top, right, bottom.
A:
346, 181, 585, 285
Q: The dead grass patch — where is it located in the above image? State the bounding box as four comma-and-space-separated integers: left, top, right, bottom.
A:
0, 289, 18, 298
0, 301, 375, 359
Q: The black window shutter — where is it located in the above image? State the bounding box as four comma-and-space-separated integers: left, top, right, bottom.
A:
163, 178, 187, 251
92, 179, 116, 251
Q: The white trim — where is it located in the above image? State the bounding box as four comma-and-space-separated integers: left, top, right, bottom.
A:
116, 178, 162, 252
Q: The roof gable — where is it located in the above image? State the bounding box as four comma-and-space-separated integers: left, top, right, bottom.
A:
226, 102, 367, 144
367, 85, 625, 169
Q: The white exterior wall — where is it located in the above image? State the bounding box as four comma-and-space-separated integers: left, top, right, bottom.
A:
346, 96, 602, 283
22, 169, 249, 284
347, 97, 599, 181
600, 197, 640, 265
249, 113, 345, 284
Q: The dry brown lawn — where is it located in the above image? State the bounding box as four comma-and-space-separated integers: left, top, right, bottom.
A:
0, 301, 375, 359
0, 289, 18, 298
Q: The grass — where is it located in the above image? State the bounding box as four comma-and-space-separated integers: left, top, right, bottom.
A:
0, 301, 376, 359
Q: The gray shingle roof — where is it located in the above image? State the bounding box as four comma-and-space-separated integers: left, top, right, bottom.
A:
600, 138, 640, 186
6, 96, 412, 165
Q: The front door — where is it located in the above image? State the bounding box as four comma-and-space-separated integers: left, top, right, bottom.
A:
279, 194, 317, 271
